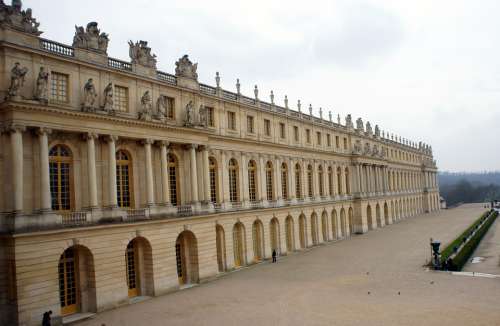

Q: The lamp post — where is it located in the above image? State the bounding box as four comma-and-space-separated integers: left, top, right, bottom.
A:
430, 239, 441, 270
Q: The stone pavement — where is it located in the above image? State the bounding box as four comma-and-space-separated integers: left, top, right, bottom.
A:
78, 203, 500, 326
464, 212, 500, 275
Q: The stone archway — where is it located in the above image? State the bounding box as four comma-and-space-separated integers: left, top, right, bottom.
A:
175, 231, 199, 285
285, 215, 295, 252
125, 237, 154, 298
340, 208, 347, 238
376, 204, 382, 228
252, 220, 265, 262
299, 214, 307, 249
366, 205, 373, 230
310, 213, 319, 245
216, 225, 227, 272
270, 217, 280, 254
384, 203, 390, 225
321, 211, 329, 242
233, 222, 246, 267
331, 209, 338, 240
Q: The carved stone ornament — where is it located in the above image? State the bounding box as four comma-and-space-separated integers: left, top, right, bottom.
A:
155, 95, 169, 121
356, 117, 364, 132
375, 125, 380, 138
82, 78, 97, 112
381, 147, 387, 158
184, 100, 195, 127
102, 82, 114, 114
129, 40, 157, 68
138, 91, 153, 121
365, 121, 373, 136
34, 66, 49, 103
345, 114, 354, 129
175, 54, 198, 80
372, 144, 379, 156
353, 139, 362, 154
198, 104, 207, 127
0, 1, 42, 35
363, 142, 371, 155
6, 62, 28, 100
73, 22, 109, 54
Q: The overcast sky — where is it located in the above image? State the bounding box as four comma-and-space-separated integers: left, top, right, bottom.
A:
25, 0, 500, 172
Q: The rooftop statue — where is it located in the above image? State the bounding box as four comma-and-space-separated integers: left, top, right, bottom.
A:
0, 1, 41, 35
129, 40, 157, 68
375, 125, 380, 138
73, 22, 109, 54
175, 54, 198, 80
356, 117, 364, 131
365, 121, 373, 136
345, 114, 353, 128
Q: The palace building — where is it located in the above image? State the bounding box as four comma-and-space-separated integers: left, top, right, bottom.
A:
0, 3, 440, 325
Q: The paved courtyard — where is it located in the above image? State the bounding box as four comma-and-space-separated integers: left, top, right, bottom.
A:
79, 204, 500, 326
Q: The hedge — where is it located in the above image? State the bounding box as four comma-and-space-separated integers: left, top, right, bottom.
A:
440, 210, 490, 265
451, 210, 498, 270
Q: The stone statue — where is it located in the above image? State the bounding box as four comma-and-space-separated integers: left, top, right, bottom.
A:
254, 85, 258, 100
175, 54, 197, 80
309, 104, 313, 116
34, 66, 49, 103
338, 114, 341, 125
345, 114, 354, 129
372, 145, 379, 156
184, 100, 194, 126
284, 95, 289, 109
156, 95, 168, 119
270, 90, 274, 104
356, 117, 364, 131
198, 104, 207, 127
6, 62, 28, 99
329, 111, 332, 122
366, 121, 373, 136
236, 79, 241, 95
215, 72, 220, 87
82, 78, 97, 112
138, 91, 153, 120
353, 139, 362, 154
102, 82, 114, 113
297, 100, 301, 113
129, 40, 157, 68
363, 142, 371, 155
381, 147, 387, 158
73, 22, 109, 53
319, 107, 323, 119
0, 1, 42, 35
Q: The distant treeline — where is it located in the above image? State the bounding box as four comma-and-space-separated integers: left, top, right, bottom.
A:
438, 172, 500, 206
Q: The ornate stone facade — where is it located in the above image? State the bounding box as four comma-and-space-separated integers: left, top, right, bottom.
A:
0, 11, 440, 326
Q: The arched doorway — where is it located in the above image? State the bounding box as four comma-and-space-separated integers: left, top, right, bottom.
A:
285, 216, 294, 252
311, 213, 319, 245
252, 220, 265, 262
331, 209, 338, 240
58, 245, 96, 316
175, 231, 199, 285
233, 222, 246, 267
299, 214, 307, 249
321, 211, 328, 242
270, 218, 280, 254
366, 205, 373, 230
348, 207, 354, 235
216, 225, 227, 272
384, 203, 390, 225
125, 237, 154, 298
376, 204, 382, 228
340, 208, 346, 238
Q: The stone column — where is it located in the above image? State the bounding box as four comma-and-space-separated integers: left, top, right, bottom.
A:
259, 155, 267, 202
275, 156, 282, 201
301, 159, 307, 200
85, 132, 98, 209
189, 144, 199, 204
288, 157, 295, 201
37, 127, 52, 212
341, 165, 347, 196
313, 160, 320, 200
203, 146, 211, 203
9, 125, 25, 213
160, 142, 171, 206
241, 153, 249, 205
106, 135, 118, 208
144, 139, 155, 207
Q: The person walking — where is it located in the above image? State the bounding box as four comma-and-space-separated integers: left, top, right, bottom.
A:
42, 310, 52, 326
272, 249, 277, 263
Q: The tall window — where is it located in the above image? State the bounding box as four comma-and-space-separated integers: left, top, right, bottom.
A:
114, 86, 129, 112
228, 159, 239, 202
227, 111, 236, 130
247, 115, 255, 133
168, 153, 180, 206
306, 129, 311, 143
295, 163, 302, 199
281, 163, 288, 200
206, 107, 215, 127
248, 160, 257, 202
328, 167, 333, 196
264, 119, 271, 136
294, 126, 299, 142
327, 134, 331, 147
318, 165, 324, 197
316, 132, 322, 145
335, 136, 340, 148
116, 150, 133, 208
337, 167, 343, 195
307, 165, 313, 198
50, 72, 69, 103
49, 145, 72, 211
165, 96, 175, 119
209, 157, 218, 203
58, 247, 77, 315
266, 161, 274, 201
343, 137, 348, 150
279, 123, 286, 139
344, 167, 351, 195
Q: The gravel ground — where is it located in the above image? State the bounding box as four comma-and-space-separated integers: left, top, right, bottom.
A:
79, 203, 500, 326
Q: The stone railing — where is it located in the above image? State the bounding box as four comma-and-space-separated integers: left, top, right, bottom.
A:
200, 83, 217, 95
177, 205, 193, 216
260, 102, 272, 110
108, 57, 132, 71
126, 208, 148, 221
249, 201, 262, 209
39, 39, 74, 57
61, 211, 87, 226
241, 96, 255, 105
222, 90, 238, 101
157, 71, 177, 85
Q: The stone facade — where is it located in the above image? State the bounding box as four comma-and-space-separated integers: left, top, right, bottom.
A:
0, 3, 440, 326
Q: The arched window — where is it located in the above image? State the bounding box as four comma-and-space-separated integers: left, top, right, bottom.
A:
307, 164, 313, 199
116, 150, 133, 208
345, 167, 350, 195
328, 167, 333, 196
248, 160, 257, 202
337, 167, 342, 195
49, 145, 73, 211
228, 158, 239, 203
281, 163, 288, 200
318, 165, 324, 197
266, 161, 274, 201
209, 157, 218, 203
295, 163, 302, 199
168, 153, 180, 206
